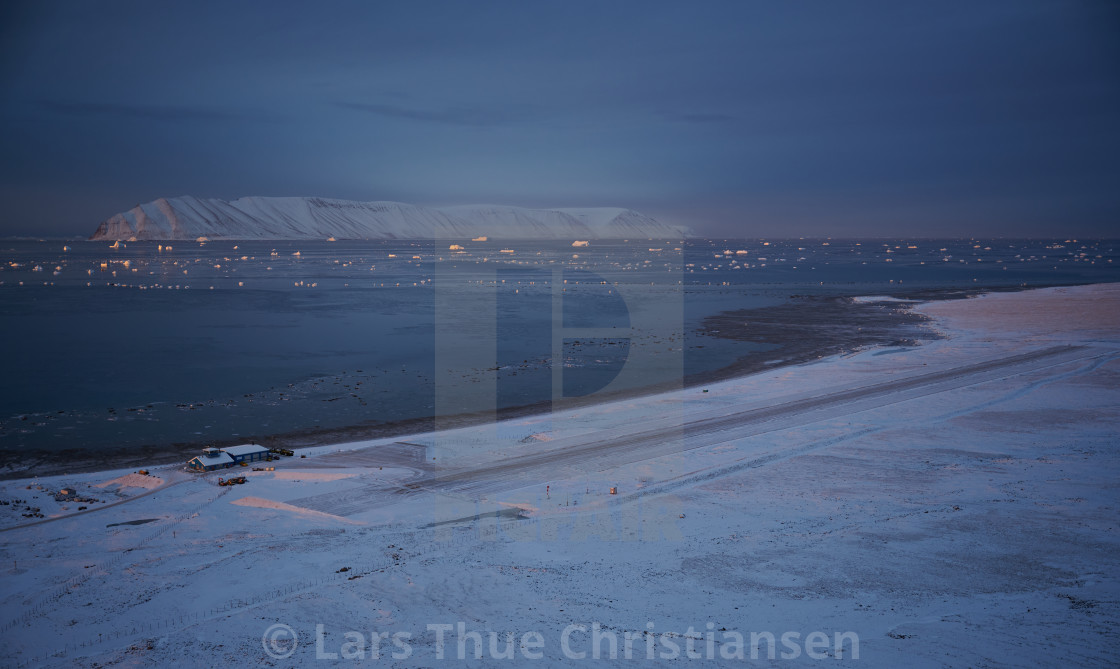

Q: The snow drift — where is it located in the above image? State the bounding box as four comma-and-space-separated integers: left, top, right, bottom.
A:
89, 196, 690, 240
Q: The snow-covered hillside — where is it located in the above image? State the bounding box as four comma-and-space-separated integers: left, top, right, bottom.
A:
89, 196, 690, 240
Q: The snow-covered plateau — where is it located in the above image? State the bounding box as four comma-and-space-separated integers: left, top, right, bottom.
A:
1, 284, 1118, 667
88, 196, 691, 241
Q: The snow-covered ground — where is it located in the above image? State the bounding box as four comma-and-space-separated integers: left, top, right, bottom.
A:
1, 284, 1118, 667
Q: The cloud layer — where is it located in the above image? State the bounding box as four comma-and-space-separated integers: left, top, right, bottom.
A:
1, 1, 1117, 237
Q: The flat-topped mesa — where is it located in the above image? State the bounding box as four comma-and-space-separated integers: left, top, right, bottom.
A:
89, 196, 691, 240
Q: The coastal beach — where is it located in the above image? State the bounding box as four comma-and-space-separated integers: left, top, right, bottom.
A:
0, 288, 934, 480
1, 283, 1116, 666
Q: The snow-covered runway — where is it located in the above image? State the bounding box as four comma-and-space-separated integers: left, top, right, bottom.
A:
286, 343, 1109, 519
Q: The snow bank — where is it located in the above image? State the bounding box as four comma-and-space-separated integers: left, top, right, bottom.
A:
230, 496, 362, 524
94, 472, 164, 490
917, 283, 1120, 341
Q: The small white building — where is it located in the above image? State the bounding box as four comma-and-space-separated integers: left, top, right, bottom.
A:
188, 448, 235, 472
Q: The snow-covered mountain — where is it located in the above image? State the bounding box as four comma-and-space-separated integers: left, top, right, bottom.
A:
89, 196, 690, 240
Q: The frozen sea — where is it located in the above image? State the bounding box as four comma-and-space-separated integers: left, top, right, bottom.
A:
1, 237, 1117, 463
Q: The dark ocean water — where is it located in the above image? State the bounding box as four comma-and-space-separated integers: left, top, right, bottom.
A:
2, 237, 1117, 456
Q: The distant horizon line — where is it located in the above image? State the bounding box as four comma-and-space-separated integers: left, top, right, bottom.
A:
5, 235, 1116, 242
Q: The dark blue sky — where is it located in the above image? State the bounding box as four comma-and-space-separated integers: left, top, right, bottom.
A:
2, 1, 1117, 237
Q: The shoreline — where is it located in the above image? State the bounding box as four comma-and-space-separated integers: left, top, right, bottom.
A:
0, 283, 1100, 481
